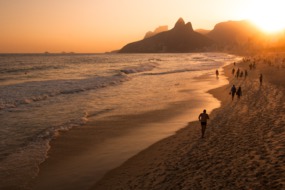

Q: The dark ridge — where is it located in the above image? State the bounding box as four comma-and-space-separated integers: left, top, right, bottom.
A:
119, 18, 214, 53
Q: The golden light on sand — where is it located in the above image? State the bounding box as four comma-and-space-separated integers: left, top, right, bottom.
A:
243, 0, 285, 33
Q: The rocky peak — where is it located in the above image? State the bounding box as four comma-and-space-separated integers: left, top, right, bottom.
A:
119, 17, 213, 53
174, 17, 185, 28
173, 18, 193, 32
185, 22, 194, 32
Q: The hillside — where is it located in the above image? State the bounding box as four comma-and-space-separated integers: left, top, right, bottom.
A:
119, 18, 214, 53
118, 18, 285, 53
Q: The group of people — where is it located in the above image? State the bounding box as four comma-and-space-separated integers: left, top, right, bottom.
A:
242, 57, 256, 70
198, 68, 242, 138
198, 60, 265, 138
198, 62, 248, 138
198, 86, 242, 139
249, 62, 256, 70
230, 61, 265, 100
232, 68, 248, 78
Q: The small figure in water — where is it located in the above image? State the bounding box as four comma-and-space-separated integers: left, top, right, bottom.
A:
215, 70, 219, 78
230, 85, 237, 100
198, 109, 210, 138
236, 86, 242, 99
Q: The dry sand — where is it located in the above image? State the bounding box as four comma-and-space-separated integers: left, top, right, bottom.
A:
92, 55, 285, 190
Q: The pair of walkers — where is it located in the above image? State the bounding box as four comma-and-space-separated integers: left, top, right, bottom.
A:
230, 85, 242, 100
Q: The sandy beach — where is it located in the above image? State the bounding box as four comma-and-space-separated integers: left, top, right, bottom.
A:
2, 1, 285, 190
29, 54, 236, 190
92, 54, 285, 189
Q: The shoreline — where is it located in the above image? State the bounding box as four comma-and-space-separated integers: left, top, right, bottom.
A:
92, 56, 285, 189
31, 65, 229, 190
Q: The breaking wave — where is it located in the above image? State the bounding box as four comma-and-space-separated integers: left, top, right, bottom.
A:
120, 62, 159, 74
0, 74, 129, 110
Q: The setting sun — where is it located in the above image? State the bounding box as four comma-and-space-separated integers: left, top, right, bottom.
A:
1, 0, 285, 53
243, 0, 285, 33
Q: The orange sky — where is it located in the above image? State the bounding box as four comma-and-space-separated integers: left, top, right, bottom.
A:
1, 0, 284, 53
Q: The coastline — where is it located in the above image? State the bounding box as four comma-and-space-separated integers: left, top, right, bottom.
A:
92, 56, 285, 189
31, 62, 229, 190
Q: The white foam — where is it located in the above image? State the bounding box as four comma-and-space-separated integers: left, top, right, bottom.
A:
0, 74, 129, 111
120, 62, 159, 74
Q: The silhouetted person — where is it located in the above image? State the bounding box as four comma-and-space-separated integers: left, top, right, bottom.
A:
230, 85, 237, 100
245, 70, 248, 78
236, 68, 240, 78
216, 70, 219, 78
236, 86, 242, 99
259, 74, 263, 85
198, 109, 210, 138
249, 63, 252, 70
232, 68, 235, 75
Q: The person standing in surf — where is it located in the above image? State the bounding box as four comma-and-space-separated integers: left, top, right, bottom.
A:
198, 109, 210, 138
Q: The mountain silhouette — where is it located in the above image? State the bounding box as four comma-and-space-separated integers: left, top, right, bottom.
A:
206, 20, 263, 47
119, 18, 214, 53
118, 18, 285, 53
144, 26, 168, 39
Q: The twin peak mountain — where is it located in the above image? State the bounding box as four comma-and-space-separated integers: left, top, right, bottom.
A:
119, 17, 261, 53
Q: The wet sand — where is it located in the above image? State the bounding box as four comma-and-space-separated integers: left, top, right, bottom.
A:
92, 56, 285, 189
31, 68, 227, 189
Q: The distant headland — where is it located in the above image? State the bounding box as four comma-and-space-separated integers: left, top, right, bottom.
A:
118, 18, 285, 54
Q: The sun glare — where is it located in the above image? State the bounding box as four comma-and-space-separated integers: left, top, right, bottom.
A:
243, 0, 285, 33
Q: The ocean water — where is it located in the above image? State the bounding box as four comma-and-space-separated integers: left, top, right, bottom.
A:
0, 53, 241, 189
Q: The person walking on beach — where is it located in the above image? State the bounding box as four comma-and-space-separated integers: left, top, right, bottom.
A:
259, 74, 263, 85
230, 85, 237, 100
215, 70, 219, 78
236, 86, 242, 99
198, 109, 210, 138
236, 68, 240, 78
232, 68, 235, 75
